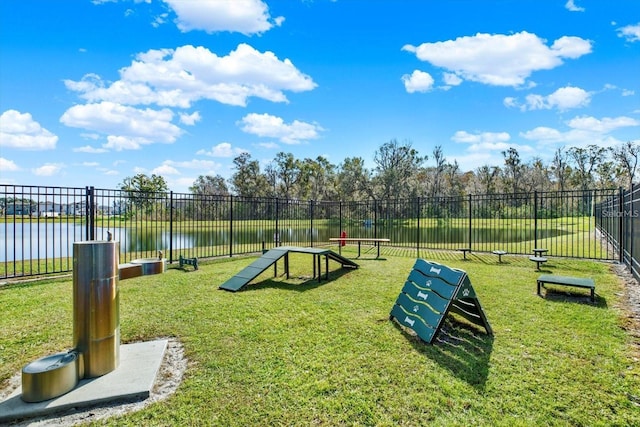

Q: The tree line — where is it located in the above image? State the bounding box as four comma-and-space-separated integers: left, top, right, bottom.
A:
120, 140, 640, 201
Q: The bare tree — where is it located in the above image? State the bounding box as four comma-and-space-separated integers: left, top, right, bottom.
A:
550, 147, 570, 191
611, 141, 640, 189
568, 145, 606, 191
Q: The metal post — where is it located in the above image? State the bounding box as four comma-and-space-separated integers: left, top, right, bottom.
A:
468, 194, 472, 251
534, 191, 538, 250
416, 197, 421, 254
275, 198, 279, 248
169, 191, 174, 264
229, 195, 233, 257
73, 240, 120, 377
618, 187, 624, 263
310, 200, 314, 247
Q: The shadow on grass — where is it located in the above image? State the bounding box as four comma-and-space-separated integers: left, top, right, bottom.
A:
539, 287, 608, 308
393, 318, 494, 390
240, 268, 355, 293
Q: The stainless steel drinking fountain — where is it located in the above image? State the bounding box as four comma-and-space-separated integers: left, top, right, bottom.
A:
21, 241, 120, 402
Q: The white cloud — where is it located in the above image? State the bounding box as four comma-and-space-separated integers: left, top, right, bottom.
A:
73, 145, 109, 153
565, 0, 585, 12
151, 164, 180, 175
566, 115, 639, 133
507, 86, 592, 111
0, 157, 19, 171
451, 131, 518, 155
64, 44, 316, 108
521, 115, 640, 148
33, 163, 64, 176
60, 101, 182, 150
179, 111, 201, 125
401, 70, 434, 93
0, 110, 58, 150
258, 141, 279, 149
452, 130, 511, 145
238, 113, 323, 144
402, 31, 592, 87
196, 142, 246, 158
443, 72, 463, 86
163, 0, 283, 35
450, 131, 535, 172
163, 159, 218, 169
618, 22, 640, 42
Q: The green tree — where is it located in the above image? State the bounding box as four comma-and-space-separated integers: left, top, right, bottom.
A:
272, 152, 301, 199
230, 152, 269, 197
119, 173, 168, 216
501, 147, 524, 194
336, 157, 373, 201
298, 156, 337, 201
372, 139, 426, 200
190, 175, 229, 196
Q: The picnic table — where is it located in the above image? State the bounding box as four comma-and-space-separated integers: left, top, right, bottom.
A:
329, 237, 390, 258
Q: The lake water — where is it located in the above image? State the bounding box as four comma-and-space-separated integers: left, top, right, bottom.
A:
0, 222, 564, 262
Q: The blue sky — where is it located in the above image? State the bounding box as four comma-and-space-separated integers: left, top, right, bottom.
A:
1, 0, 639, 193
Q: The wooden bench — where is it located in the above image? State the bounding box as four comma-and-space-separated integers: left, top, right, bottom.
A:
537, 274, 595, 303
329, 237, 390, 258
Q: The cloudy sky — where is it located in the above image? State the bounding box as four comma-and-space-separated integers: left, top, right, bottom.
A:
1, 0, 639, 192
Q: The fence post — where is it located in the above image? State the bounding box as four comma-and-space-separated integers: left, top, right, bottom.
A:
617, 187, 623, 263
310, 199, 314, 247
534, 191, 538, 250
467, 194, 472, 250
86, 186, 96, 241
374, 199, 378, 239
339, 201, 343, 242
229, 195, 233, 257
275, 198, 279, 248
169, 191, 174, 264
416, 197, 421, 254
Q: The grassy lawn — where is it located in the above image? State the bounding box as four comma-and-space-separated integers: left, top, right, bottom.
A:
1, 248, 639, 426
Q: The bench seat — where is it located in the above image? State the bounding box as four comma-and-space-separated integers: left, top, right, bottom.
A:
537, 274, 595, 302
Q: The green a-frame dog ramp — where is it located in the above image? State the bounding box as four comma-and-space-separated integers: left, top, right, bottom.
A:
389, 259, 492, 344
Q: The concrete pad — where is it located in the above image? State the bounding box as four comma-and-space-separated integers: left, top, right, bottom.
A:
0, 339, 167, 424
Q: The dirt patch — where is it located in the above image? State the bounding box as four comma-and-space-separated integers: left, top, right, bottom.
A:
612, 263, 640, 355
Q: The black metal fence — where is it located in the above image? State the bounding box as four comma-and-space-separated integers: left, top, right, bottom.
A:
596, 185, 639, 281
1, 184, 619, 279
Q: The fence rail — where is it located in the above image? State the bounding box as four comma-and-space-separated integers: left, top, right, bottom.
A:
1, 184, 621, 279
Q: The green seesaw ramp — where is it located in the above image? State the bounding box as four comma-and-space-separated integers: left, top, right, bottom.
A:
219, 246, 358, 292
390, 259, 492, 344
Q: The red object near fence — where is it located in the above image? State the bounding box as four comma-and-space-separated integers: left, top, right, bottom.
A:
340, 230, 347, 246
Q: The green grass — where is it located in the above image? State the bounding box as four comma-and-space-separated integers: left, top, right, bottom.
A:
1, 250, 639, 426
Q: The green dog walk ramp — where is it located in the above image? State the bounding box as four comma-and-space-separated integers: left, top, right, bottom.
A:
219, 246, 358, 292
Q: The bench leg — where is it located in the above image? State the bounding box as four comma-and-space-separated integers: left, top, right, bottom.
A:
591, 288, 595, 303
537, 280, 542, 296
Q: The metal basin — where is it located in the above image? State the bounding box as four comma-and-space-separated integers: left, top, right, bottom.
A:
21, 351, 81, 403
130, 258, 166, 275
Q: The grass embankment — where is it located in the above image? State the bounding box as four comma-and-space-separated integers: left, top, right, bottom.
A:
1, 249, 639, 426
